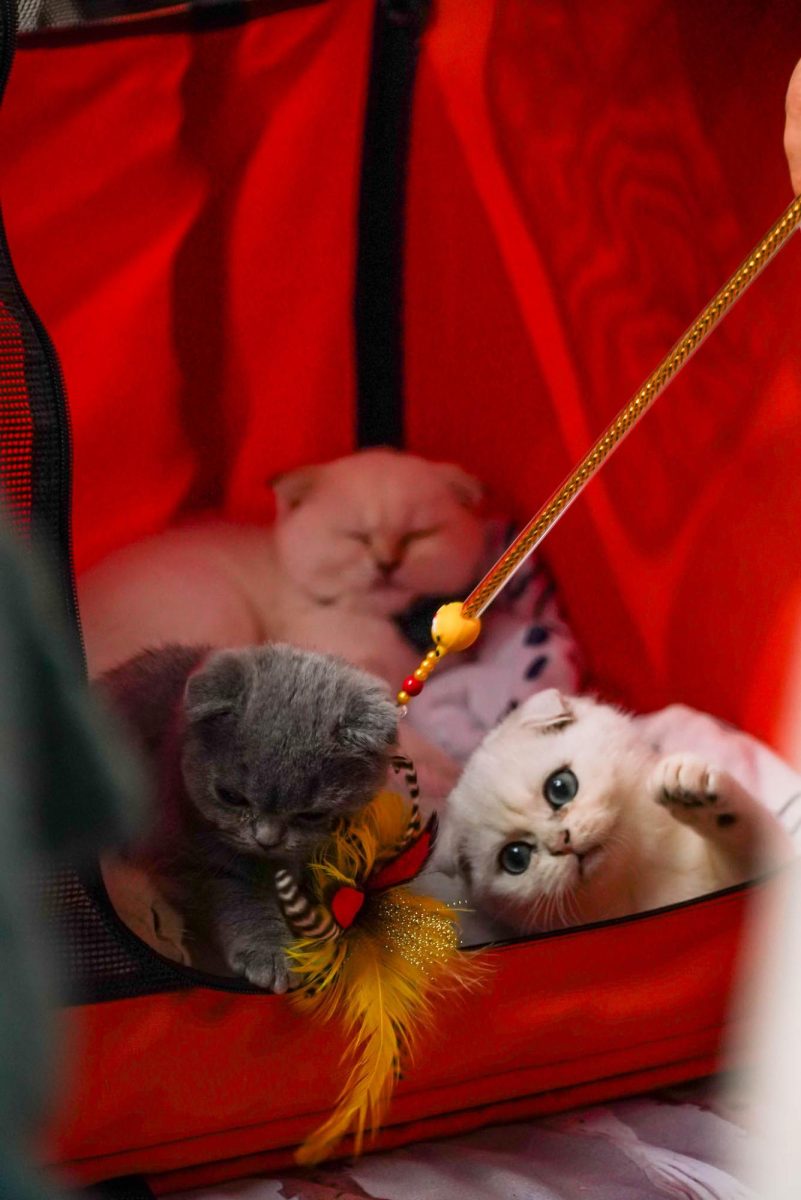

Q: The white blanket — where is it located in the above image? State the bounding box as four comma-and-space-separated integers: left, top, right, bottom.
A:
404, 528, 583, 765
178, 1078, 756, 1200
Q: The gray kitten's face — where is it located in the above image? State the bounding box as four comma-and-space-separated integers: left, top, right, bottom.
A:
181, 645, 398, 860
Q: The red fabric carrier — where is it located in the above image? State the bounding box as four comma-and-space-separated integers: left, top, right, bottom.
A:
2, 0, 800, 1190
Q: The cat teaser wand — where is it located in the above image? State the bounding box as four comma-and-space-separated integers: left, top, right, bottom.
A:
396, 195, 801, 707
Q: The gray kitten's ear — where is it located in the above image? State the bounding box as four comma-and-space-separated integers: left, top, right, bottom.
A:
330, 681, 399, 760
437, 462, 484, 509
270, 464, 322, 515
184, 650, 249, 722
518, 688, 575, 732
335, 694, 398, 756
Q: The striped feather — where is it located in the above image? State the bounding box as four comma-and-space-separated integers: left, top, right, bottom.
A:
275, 868, 338, 942
390, 753, 420, 800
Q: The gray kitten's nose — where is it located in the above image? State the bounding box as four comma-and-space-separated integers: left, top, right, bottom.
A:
254, 818, 284, 849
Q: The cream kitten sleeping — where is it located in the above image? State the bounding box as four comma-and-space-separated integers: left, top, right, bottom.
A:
81, 448, 482, 681
80, 449, 484, 678
436, 689, 793, 934
79, 449, 485, 797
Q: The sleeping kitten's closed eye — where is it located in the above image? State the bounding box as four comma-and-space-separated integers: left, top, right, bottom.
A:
293, 810, 332, 827
216, 785, 249, 809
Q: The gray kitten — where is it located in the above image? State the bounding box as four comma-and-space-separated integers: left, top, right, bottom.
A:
98, 643, 398, 990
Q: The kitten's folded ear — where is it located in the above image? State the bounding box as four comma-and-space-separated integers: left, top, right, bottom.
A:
518, 688, 575, 732
335, 689, 399, 757
185, 650, 249, 722
270, 464, 322, 515
437, 462, 485, 509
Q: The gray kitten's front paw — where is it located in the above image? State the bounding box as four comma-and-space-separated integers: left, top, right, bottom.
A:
229, 944, 294, 994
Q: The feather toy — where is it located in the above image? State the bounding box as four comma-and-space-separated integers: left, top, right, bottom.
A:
275, 766, 484, 1166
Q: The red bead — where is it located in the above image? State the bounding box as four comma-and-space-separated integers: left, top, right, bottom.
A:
403, 675, 423, 696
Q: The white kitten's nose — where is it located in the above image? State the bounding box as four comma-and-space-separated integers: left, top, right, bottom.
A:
544, 829, 576, 856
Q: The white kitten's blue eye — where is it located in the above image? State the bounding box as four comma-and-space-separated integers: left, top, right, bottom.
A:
543, 768, 579, 809
498, 842, 533, 874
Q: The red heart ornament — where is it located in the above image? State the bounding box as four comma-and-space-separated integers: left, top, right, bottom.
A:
368, 813, 438, 892
331, 885, 365, 929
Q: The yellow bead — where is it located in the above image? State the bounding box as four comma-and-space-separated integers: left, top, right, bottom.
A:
413, 667, 429, 682
431, 602, 481, 653
397, 690, 410, 706
424, 652, 438, 666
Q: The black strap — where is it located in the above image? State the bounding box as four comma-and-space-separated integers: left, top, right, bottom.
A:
354, 0, 431, 448
82, 1178, 154, 1200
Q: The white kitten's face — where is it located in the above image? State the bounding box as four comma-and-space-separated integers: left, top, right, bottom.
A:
271, 450, 485, 616
440, 692, 652, 933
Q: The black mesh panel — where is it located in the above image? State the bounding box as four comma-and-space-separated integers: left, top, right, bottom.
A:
17, 0, 322, 36
41, 863, 270, 1004
19, 0, 239, 34
0, 291, 33, 536
40, 869, 195, 1004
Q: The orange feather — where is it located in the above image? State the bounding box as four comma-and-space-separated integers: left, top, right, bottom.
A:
284, 791, 485, 1165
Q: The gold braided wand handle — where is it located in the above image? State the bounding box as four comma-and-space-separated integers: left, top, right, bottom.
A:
464, 193, 801, 620
396, 195, 801, 708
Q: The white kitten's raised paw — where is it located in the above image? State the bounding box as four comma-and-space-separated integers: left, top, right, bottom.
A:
230, 946, 294, 994
650, 752, 733, 831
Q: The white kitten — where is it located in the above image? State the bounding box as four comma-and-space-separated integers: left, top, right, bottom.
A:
436, 689, 793, 934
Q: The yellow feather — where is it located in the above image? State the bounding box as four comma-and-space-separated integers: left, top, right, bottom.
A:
285, 792, 486, 1166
